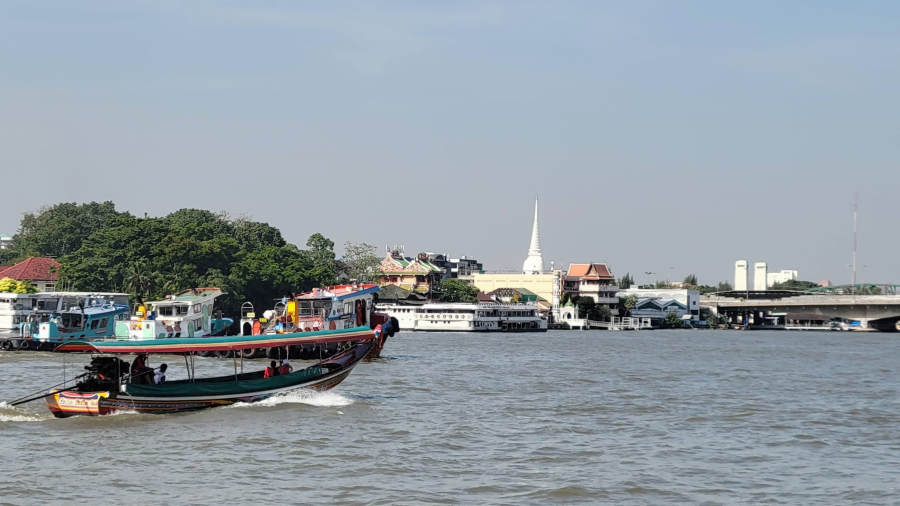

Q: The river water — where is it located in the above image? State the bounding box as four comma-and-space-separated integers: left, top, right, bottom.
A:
1, 330, 898, 504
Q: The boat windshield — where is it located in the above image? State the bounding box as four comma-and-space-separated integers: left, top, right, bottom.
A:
36, 298, 59, 311
298, 300, 331, 317
60, 313, 82, 329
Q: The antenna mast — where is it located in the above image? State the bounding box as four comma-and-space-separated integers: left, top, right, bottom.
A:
851, 192, 858, 292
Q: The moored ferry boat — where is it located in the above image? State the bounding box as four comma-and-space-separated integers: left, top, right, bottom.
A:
0, 291, 129, 350
239, 284, 396, 360
376, 302, 548, 332
121, 288, 232, 340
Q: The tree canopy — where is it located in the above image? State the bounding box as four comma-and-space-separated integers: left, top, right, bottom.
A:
770, 279, 820, 291
5, 201, 129, 261
341, 241, 381, 283
0, 277, 37, 293
438, 278, 479, 303
4, 202, 339, 325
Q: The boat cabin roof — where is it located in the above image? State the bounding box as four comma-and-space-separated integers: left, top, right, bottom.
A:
146, 288, 223, 306
296, 284, 378, 302
60, 303, 129, 316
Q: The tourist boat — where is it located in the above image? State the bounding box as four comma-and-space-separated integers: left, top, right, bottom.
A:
122, 288, 232, 340
238, 284, 397, 359
15, 328, 378, 417
25, 298, 130, 346
376, 302, 548, 332
0, 292, 130, 351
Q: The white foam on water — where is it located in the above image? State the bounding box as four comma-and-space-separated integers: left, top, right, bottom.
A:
227, 390, 353, 409
108, 409, 140, 416
0, 401, 51, 422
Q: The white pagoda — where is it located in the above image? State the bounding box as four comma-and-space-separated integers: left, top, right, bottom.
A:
522, 198, 544, 275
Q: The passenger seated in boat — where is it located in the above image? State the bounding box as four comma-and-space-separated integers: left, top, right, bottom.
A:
154, 363, 168, 384
264, 361, 278, 378
130, 354, 153, 384
277, 359, 292, 375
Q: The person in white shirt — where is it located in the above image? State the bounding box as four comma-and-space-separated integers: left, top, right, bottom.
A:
154, 363, 168, 384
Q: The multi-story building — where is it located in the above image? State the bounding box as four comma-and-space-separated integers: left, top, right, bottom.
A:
424, 253, 483, 281
734, 260, 748, 291
377, 249, 444, 296
0, 234, 12, 250
767, 269, 799, 288
753, 262, 768, 291
563, 263, 618, 312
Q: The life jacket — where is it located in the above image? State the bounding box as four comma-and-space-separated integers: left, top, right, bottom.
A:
278, 364, 291, 375
264, 367, 274, 378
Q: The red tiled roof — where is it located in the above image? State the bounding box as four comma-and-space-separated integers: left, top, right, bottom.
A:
567, 264, 591, 277
0, 257, 60, 281
566, 263, 614, 280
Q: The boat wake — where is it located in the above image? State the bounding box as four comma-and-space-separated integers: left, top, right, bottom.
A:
0, 401, 51, 422
227, 390, 353, 409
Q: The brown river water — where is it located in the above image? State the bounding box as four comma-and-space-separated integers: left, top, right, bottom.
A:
1, 330, 899, 504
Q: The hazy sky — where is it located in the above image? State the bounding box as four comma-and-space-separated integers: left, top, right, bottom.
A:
1, 1, 897, 286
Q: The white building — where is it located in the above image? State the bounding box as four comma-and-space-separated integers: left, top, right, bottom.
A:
753, 262, 768, 291
0, 234, 11, 250
767, 269, 799, 288
617, 287, 700, 320
734, 260, 748, 291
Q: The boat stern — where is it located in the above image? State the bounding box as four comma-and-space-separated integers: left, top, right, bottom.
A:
46, 390, 111, 418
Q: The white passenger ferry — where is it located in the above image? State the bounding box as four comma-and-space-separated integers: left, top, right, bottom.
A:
376, 302, 547, 332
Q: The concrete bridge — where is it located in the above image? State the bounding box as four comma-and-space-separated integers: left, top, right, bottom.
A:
701, 292, 900, 331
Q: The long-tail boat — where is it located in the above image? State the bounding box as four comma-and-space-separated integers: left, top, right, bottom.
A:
25, 327, 376, 418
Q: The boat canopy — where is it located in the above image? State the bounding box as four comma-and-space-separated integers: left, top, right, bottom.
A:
54, 326, 373, 354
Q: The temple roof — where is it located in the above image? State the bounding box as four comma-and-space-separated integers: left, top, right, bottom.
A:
566, 263, 614, 280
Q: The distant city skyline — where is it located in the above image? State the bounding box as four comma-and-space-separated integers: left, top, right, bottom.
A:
1, 2, 897, 285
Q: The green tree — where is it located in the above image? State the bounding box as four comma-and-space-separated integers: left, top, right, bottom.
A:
232, 217, 286, 249
624, 295, 637, 311
438, 278, 478, 303
591, 304, 611, 321
303, 233, 337, 287
663, 311, 683, 328
0, 277, 17, 292
683, 274, 698, 287
618, 272, 634, 289
53, 207, 341, 323
577, 297, 596, 319
11, 201, 129, 258
771, 280, 819, 291
341, 242, 380, 283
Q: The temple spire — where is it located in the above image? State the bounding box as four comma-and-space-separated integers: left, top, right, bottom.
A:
522, 197, 544, 274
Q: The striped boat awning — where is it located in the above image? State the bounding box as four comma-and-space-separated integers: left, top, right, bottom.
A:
54, 326, 374, 354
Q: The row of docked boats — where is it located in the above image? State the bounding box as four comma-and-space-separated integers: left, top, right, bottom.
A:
1, 284, 397, 356
6, 284, 398, 418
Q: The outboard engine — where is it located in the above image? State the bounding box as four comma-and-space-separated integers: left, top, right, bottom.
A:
77, 357, 130, 391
